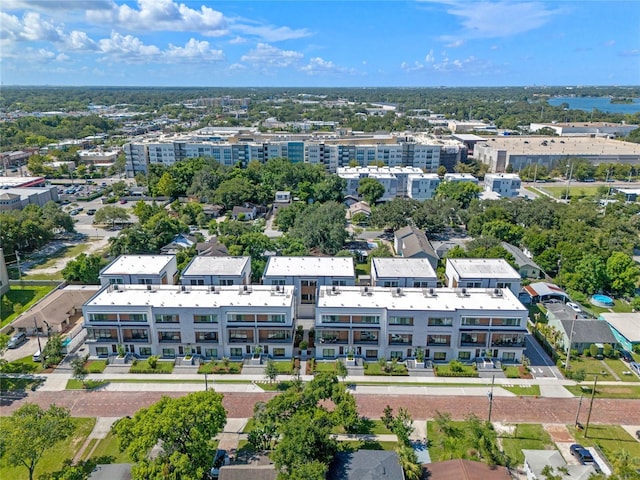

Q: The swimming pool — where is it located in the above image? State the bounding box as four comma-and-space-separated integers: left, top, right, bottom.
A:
590, 294, 614, 307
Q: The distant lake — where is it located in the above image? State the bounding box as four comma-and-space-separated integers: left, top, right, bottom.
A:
548, 96, 640, 114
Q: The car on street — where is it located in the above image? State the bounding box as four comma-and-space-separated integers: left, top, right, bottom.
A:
566, 302, 582, 313
7, 332, 28, 349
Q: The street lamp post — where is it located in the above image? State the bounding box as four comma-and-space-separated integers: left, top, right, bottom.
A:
33, 317, 42, 353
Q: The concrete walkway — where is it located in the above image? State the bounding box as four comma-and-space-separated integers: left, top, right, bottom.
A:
72, 417, 119, 463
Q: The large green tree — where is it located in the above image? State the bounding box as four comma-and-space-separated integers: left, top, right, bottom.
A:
357, 178, 385, 205
2, 403, 74, 480
113, 391, 227, 480
94, 205, 130, 229
62, 253, 107, 284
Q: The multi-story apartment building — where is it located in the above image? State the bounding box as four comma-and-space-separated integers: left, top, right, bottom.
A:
262, 256, 356, 317
407, 173, 441, 200
314, 286, 528, 362
123, 137, 442, 176
99, 255, 178, 287
445, 258, 521, 296
370, 258, 437, 288
181, 256, 251, 286
484, 173, 521, 198
83, 284, 296, 359
338, 166, 440, 201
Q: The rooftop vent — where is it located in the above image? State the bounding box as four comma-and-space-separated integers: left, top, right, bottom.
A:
423, 287, 437, 298
360, 286, 372, 296
392, 287, 404, 297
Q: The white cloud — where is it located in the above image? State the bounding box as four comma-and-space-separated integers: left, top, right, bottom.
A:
17, 11, 64, 42
241, 43, 303, 69
604, 40, 615, 47
66, 30, 98, 51
300, 57, 352, 75
445, 39, 463, 48
3, 0, 113, 12
229, 36, 246, 45
165, 38, 224, 62
87, 0, 228, 36
98, 31, 161, 61
434, 1, 558, 42
400, 61, 425, 72
232, 23, 311, 42
425, 50, 435, 63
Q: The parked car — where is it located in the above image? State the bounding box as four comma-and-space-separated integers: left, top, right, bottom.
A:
87, 209, 96, 215
7, 332, 27, 349
570, 444, 596, 466
566, 302, 582, 313
119, 199, 127, 204
32, 349, 42, 362
210, 449, 229, 478
619, 350, 633, 362
630, 362, 640, 374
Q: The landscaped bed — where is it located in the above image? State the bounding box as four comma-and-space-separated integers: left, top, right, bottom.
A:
129, 359, 174, 374
198, 360, 242, 374
363, 361, 408, 376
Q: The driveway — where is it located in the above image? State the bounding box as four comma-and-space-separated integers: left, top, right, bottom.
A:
524, 334, 561, 379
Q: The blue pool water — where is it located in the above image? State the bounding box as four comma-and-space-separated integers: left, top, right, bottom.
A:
591, 294, 614, 307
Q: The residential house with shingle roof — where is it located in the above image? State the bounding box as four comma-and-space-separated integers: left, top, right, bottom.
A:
393, 226, 439, 270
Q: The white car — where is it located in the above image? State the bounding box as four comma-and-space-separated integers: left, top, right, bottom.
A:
566, 302, 582, 313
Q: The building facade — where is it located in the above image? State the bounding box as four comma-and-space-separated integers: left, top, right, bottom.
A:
181, 256, 251, 286
484, 173, 521, 198
445, 258, 521, 296
99, 255, 178, 287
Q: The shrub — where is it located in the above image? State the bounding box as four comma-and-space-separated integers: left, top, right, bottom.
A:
583, 348, 590, 357
589, 344, 599, 357
299, 340, 308, 350
449, 360, 464, 373
148, 355, 158, 369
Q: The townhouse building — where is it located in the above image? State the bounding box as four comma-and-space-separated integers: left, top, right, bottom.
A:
83, 284, 296, 359
337, 166, 440, 201
370, 258, 437, 288
445, 258, 521, 296
314, 286, 528, 362
181, 256, 251, 286
262, 256, 356, 317
99, 255, 178, 287
484, 173, 521, 198
443, 173, 479, 184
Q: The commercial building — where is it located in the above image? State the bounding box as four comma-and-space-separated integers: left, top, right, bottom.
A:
445, 258, 521, 296
475, 136, 640, 173
529, 121, 638, 137
483, 173, 521, 198
99, 255, 178, 286
82, 284, 296, 359
0, 186, 59, 211
315, 286, 528, 362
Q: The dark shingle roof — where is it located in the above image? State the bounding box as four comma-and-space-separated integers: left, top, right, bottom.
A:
328, 450, 404, 480
559, 319, 618, 344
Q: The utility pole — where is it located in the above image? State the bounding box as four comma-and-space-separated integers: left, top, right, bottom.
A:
574, 394, 584, 427
488, 375, 495, 423
565, 316, 576, 371
584, 376, 598, 438
15, 251, 22, 282
33, 317, 42, 353
564, 163, 573, 201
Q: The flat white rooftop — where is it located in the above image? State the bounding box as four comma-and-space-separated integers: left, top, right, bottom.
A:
317, 286, 526, 313
447, 258, 520, 279
372, 258, 437, 279
101, 255, 174, 276
86, 285, 295, 309
264, 256, 355, 278
478, 136, 640, 156
600, 312, 640, 342
182, 256, 250, 276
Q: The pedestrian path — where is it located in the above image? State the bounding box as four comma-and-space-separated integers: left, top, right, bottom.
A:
72, 417, 119, 464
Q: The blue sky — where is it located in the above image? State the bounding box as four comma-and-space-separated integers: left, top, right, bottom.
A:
1, 0, 639, 87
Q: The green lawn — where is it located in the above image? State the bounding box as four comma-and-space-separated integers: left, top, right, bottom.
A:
503, 385, 541, 396
198, 360, 243, 374
128, 359, 174, 374
586, 298, 634, 315
272, 360, 295, 374
541, 185, 602, 199
66, 379, 107, 390
604, 358, 640, 382
314, 361, 339, 373
564, 384, 640, 399
89, 430, 131, 463
426, 420, 470, 461
364, 362, 409, 376
86, 360, 108, 373
500, 424, 556, 466
1, 285, 56, 327
332, 419, 393, 435
24, 242, 90, 273
338, 440, 398, 451
0, 417, 95, 480
434, 364, 478, 378
355, 262, 371, 277
568, 424, 640, 463
566, 356, 616, 382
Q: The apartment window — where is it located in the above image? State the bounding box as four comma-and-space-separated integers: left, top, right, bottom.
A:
271, 280, 286, 286
321, 315, 350, 324
220, 279, 234, 286
503, 352, 516, 361
427, 335, 450, 346
332, 280, 347, 286
365, 350, 378, 359
88, 329, 116, 340
273, 348, 285, 358
109, 278, 123, 284
383, 281, 399, 288
162, 348, 176, 358
194, 314, 218, 323
124, 329, 149, 341
230, 348, 243, 357
461, 317, 490, 326
227, 314, 256, 322
89, 313, 117, 322
119, 313, 147, 322
352, 315, 380, 324
96, 347, 109, 356
389, 334, 412, 345
428, 317, 453, 327
322, 348, 336, 358
496, 282, 511, 289
138, 278, 153, 285
433, 352, 447, 361
458, 351, 471, 361
389, 316, 413, 326
196, 331, 218, 342
139, 347, 152, 356
205, 348, 218, 358
155, 314, 179, 323
190, 279, 205, 286
413, 281, 430, 288
158, 331, 181, 343
492, 317, 520, 327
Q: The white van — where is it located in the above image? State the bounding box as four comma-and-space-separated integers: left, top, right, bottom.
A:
32, 350, 42, 362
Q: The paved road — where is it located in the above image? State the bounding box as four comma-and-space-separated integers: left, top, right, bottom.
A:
2, 390, 639, 425
524, 334, 561, 379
